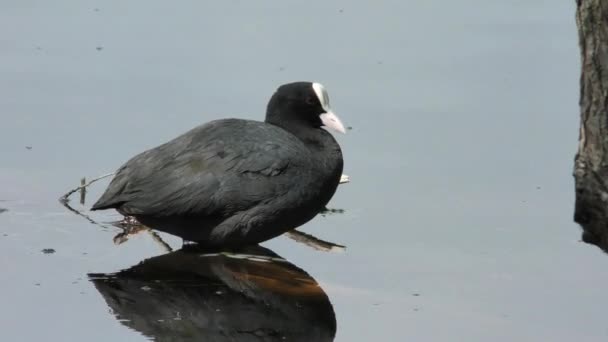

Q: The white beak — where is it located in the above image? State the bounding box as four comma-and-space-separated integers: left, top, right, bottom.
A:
320, 111, 346, 134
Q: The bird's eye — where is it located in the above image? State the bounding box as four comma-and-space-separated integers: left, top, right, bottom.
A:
305, 97, 316, 105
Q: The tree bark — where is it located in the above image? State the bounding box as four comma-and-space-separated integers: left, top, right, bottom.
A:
574, 0, 608, 252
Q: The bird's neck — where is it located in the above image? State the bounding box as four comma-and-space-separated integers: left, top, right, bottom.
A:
285, 122, 343, 176
266, 114, 334, 151
265, 109, 343, 172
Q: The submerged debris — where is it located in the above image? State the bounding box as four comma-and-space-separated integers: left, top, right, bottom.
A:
80, 177, 86, 205
319, 207, 345, 217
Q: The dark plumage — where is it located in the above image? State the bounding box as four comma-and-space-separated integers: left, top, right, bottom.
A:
89, 245, 336, 341
91, 82, 345, 247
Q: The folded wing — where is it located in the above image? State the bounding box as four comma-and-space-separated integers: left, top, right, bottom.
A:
91, 119, 302, 217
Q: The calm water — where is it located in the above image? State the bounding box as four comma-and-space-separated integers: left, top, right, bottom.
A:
1, 1, 603, 341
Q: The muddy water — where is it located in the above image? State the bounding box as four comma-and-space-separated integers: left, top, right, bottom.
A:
2, 1, 605, 341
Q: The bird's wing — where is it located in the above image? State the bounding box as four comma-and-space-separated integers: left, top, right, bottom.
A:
91, 120, 303, 217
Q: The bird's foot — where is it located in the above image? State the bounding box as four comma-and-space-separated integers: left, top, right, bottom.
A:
284, 229, 346, 252
112, 216, 149, 245
113, 215, 141, 228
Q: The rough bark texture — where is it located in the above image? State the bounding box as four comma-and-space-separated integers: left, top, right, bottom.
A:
574, 0, 608, 252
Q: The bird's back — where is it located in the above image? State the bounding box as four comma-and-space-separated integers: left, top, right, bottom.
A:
92, 118, 315, 218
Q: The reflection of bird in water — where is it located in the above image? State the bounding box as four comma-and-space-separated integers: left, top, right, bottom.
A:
89, 245, 336, 342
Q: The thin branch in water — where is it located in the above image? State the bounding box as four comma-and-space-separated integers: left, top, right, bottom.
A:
59, 173, 173, 252
147, 230, 173, 252
319, 207, 345, 217
60, 199, 113, 230
59, 172, 114, 203
79, 177, 86, 205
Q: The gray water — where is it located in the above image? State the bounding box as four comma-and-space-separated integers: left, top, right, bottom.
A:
1, 1, 603, 341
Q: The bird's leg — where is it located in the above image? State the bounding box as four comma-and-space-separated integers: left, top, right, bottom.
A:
114, 215, 140, 227
284, 229, 346, 252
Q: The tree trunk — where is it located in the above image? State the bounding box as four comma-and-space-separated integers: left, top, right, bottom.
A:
574, 0, 608, 252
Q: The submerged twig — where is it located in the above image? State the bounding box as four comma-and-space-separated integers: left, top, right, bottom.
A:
60, 199, 113, 230
59, 172, 173, 252
319, 207, 345, 217
147, 230, 173, 252
59, 172, 114, 203
79, 177, 86, 205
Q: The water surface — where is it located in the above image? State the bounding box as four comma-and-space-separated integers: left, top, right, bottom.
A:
1, 1, 603, 341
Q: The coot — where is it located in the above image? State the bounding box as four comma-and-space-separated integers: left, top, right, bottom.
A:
91, 82, 345, 247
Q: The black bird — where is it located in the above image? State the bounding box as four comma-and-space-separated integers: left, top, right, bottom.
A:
91, 82, 345, 247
